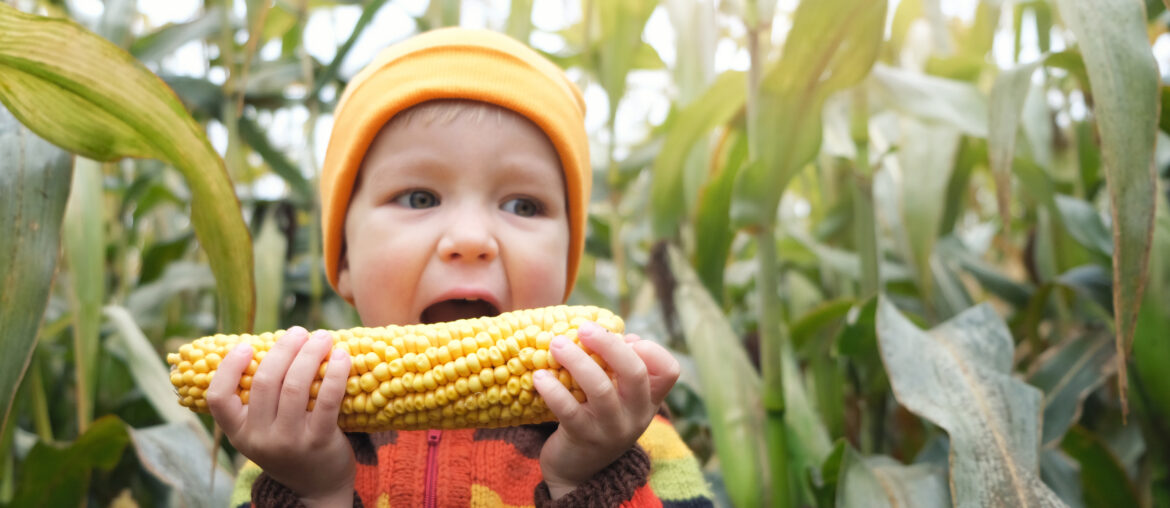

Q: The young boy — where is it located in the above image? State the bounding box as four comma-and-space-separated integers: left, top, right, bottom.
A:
206, 27, 713, 507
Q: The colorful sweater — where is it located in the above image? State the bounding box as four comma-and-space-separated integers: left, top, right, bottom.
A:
231, 415, 713, 507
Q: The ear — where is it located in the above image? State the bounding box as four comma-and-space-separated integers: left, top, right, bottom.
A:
336, 249, 354, 302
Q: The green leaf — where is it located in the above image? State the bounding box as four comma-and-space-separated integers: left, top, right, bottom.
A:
0, 104, 72, 441
130, 7, 226, 64
128, 422, 233, 508
810, 440, 846, 508
62, 157, 105, 430
898, 119, 962, 305
692, 127, 748, 297
1051, 0, 1160, 405
238, 114, 312, 204
1027, 332, 1117, 446
936, 236, 1035, 309
1131, 189, 1170, 427
875, 297, 1066, 507
1060, 426, 1141, 508
506, 0, 534, 42
732, 0, 887, 228
651, 71, 746, 237
837, 447, 950, 507
0, 5, 255, 334
869, 64, 989, 137
126, 262, 216, 331
1053, 195, 1113, 257
594, 0, 659, 118
312, 0, 390, 99
666, 246, 765, 508
95, 0, 136, 48
9, 415, 129, 507
1040, 450, 1086, 508
989, 57, 1045, 224
102, 306, 206, 431
253, 209, 287, 333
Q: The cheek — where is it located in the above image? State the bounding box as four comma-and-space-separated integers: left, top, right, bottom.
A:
507, 225, 570, 306
347, 229, 426, 325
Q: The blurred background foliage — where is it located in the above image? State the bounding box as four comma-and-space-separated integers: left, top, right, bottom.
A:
2, 0, 1170, 506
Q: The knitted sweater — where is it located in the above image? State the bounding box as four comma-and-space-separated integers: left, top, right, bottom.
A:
230, 415, 713, 507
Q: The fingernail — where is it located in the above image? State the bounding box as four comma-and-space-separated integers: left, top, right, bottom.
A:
578, 322, 598, 336
313, 330, 332, 342
551, 336, 569, 349
234, 344, 253, 356
533, 370, 550, 381
288, 326, 307, 336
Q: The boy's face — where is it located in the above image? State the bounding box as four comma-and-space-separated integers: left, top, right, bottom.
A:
337, 108, 570, 326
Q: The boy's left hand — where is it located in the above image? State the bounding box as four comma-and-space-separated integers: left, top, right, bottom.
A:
533, 321, 681, 500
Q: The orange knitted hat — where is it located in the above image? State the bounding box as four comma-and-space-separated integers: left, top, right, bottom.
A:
320, 28, 591, 302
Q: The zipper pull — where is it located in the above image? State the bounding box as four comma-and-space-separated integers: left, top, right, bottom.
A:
427, 429, 442, 444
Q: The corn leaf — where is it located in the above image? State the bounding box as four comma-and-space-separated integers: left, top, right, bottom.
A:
692, 128, 747, 298
253, 209, 287, 333
0, 105, 72, 441
869, 64, 988, 138
667, 246, 765, 508
129, 422, 233, 508
898, 119, 961, 307
594, 0, 659, 118
837, 447, 950, 508
875, 297, 1067, 507
650, 70, 745, 238
1040, 450, 1086, 508
1060, 426, 1141, 508
130, 7, 226, 64
102, 306, 206, 432
1051, 0, 1160, 407
1026, 332, 1117, 446
732, 0, 887, 228
8, 415, 129, 507
62, 157, 105, 430
1132, 187, 1170, 431
506, 0, 534, 44
0, 5, 255, 334
1053, 195, 1113, 258
989, 57, 1045, 225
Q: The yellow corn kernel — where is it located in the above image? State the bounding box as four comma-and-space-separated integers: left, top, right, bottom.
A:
167, 305, 622, 431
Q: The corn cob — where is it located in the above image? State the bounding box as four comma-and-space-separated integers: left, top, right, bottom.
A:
166, 305, 623, 431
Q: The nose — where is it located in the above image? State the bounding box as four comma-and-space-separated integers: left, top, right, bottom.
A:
436, 205, 499, 263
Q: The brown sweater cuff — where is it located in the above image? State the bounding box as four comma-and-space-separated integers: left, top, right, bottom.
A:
534, 444, 652, 508
251, 473, 363, 508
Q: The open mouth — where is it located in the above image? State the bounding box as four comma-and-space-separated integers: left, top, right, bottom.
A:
420, 298, 500, 324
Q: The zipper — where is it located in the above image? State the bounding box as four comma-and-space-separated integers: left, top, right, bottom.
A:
424, 430, 442, 508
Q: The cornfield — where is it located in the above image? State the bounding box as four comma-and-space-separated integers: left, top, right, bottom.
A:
1, 0, 1169, 506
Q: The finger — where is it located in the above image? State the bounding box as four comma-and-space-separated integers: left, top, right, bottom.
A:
624, 333, 640, 344
248, 326, 310, 424
204, 342, 252, 435
578, 323, 650, 411
309, 346, 352, 436
532, 369, 584, 423
550, 334, 621, 416
630, 340, 681, 406
276, 330, 335, 424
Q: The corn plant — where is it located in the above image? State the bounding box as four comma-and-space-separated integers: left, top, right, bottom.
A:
1, 0, 1168, 506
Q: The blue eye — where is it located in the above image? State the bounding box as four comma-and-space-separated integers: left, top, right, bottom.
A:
502, 197, 542, 217
394, 190, 439, 209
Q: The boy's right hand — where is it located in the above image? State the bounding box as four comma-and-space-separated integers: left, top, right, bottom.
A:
206, 327, 355, 508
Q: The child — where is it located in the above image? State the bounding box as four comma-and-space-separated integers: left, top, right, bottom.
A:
206, 27, 713, 507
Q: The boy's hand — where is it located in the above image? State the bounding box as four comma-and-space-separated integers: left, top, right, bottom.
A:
205, 327, 356, 508
533, 322, 681, 499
